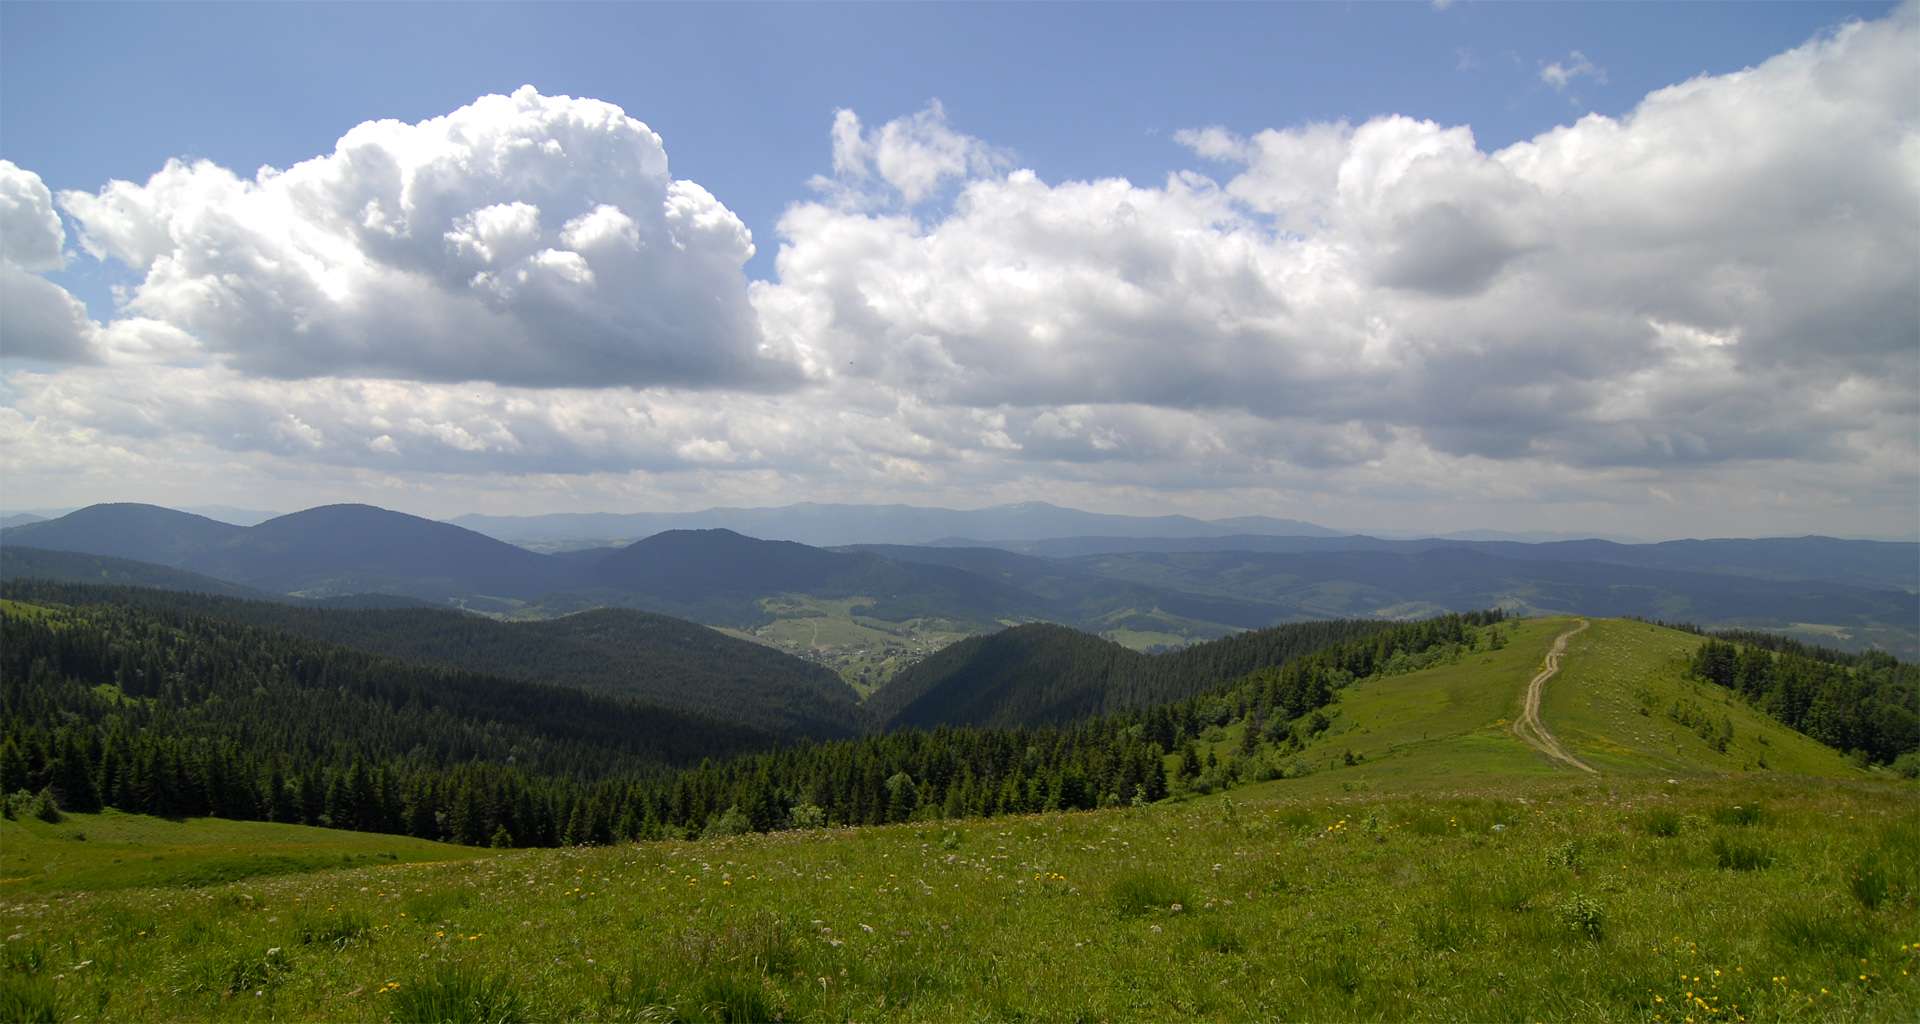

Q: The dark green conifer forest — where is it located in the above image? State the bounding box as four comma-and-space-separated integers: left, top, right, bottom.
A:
4, 580, 1911, 849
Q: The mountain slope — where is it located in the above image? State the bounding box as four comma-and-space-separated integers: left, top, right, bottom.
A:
0, 589, 782, 774
1275, 617, 1862, 795
183, 504, 575, 602
1, 580, 863, 742
1, 503, 244, 565
845, 543, 1290, 633
871, 617, 1396, 730
0, 546, 274, 599
582, 528, 1047, 626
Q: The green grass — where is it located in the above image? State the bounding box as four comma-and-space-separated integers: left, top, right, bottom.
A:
1266, 617, 1862, 797
1543, 618, 1860, 777
1271, 617, 1575, 794
3, 616, 1914, 1020
0, 598, 58, 621
0, 810, 485, 895
3, 777, 1913, 1021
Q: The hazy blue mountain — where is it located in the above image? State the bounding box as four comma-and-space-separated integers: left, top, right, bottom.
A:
995, 535, 1392, 558
581, 528, 1048, 627
1458, 536, 1920, 592
181, 503, 577, 601
1067, 548, 1919, 655
0, 513, 46, 529
844, 543, 1289, 632
451, 500, 1341, 547
993, 533, 1917, 592
1, 503, 244, 565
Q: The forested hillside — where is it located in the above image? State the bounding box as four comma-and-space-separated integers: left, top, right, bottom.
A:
1, 503, 242, 565
871, 616, 1410, 729
0, 590, 1501, 846
5, 585, 1911, 854
1688, 634, 1918, 765
0, 582, 865, 741
0, 546, 271, 599
580, 528, 1047, 627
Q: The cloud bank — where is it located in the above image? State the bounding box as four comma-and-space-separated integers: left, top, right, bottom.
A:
3, 8, 1916, 536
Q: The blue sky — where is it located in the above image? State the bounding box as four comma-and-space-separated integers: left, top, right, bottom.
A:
4, 0, 1891, 295
0, 2, 1914, 537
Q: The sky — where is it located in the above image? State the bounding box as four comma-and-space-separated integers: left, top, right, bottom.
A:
1, 1, 1915, 539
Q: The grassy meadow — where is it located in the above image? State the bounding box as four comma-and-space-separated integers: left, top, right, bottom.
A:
1, 812, 485, 896
3, 616, 1916, 1022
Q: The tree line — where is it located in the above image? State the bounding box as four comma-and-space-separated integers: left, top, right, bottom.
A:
1, 588, 1502, 846
1688, 636, 1917, 765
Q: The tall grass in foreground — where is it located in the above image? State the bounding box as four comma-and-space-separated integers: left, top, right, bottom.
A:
2, 774, 1915, 1022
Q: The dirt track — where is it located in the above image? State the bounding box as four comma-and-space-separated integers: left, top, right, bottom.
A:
1511, 620, 1597, 774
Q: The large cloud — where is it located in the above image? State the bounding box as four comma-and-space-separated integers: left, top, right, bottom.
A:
0, 161, 98, 363
755, 7, 1919, 475
3, 9, 1917, 537
55, 86, 797, 388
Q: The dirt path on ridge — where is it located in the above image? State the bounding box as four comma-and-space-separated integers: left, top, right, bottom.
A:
1511, 619, 1597, 774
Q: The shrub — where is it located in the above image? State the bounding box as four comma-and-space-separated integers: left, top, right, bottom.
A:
1711, 835, 1774, 871
28, 789, 59, 824
701, 806, 750, 839
1545, 839, 1583, 871
390, 965, 525, 1024
787, 803, 826, 830
1555, 893, 1605, 942
1892, 750, 1920, 779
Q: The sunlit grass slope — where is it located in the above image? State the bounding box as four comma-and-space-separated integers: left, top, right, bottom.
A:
3, 615, 1912, 1022
1273, 616, 1862, 797
4, 778, 1914, 1022
0, 810, 485, 895
1545, 617, 1861, 777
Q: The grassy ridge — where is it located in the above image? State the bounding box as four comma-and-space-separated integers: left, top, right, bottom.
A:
3, 617, 1913, 1020
1274, 617, 1861, 797
0, 812, 484, 895
1546, 618, 1861, 777
2, 777, 1913, 1021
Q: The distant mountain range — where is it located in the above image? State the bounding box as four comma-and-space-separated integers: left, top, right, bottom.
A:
4, 501, 1916, 658
450, 501, 1344, 548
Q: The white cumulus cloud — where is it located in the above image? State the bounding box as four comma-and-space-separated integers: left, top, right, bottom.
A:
55, 86, 795, 389
817, 100, 1009, 206
0, 161, 98, 364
